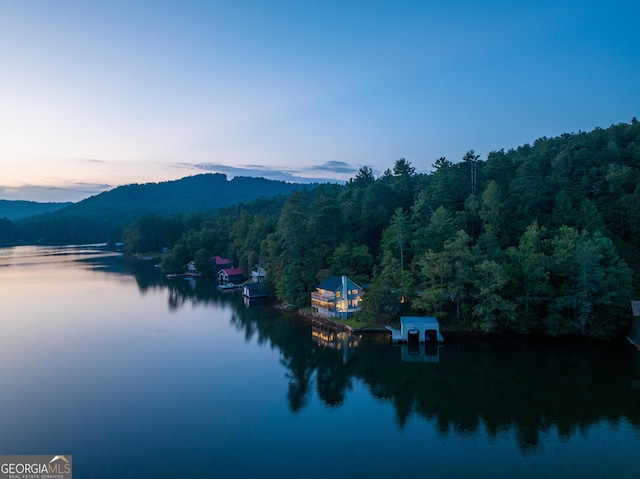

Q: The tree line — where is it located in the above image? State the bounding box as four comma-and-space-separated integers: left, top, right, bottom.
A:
0, 174, 303, 246
115, 120, 640, 338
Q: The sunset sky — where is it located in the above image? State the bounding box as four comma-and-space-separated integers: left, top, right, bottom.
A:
1, 0, 638, 202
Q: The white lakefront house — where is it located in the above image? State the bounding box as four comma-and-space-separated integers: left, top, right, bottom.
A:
311, 275, 363, 319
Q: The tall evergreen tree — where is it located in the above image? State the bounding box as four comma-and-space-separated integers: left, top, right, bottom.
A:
472, 259, 516, 332
478, 180, 506, 255
269, 191, 312, 306
441, 230, 476, 321
414, 249, 450, 317
508, 222, 552, 331
412, 204, 457, 255
364, 208, 414, 316
548, 227, 632, 338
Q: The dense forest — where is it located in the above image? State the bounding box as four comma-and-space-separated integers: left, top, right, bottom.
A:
0, 174, 307, 245
4, 120, 640, 339
147, 120, 640, 340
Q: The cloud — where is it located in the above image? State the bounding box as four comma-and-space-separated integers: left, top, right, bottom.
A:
0, 159, 363, 203
179, 162, 350, 184
308, 161, 358, 175
0, 182, 113, 203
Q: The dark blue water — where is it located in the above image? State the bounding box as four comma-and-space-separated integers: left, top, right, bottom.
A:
1, 245, 639, 478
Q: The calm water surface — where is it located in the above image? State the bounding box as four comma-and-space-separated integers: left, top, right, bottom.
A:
1, 245, 639, 478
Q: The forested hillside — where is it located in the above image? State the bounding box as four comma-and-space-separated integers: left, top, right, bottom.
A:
145, 120, 640, 339
0, 200, 71, 220
0, 174, 310, 244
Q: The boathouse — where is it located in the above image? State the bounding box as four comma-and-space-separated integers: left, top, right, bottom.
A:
243, 281, 269, 299
218, 267, 245, 286
386, 316, 443, 343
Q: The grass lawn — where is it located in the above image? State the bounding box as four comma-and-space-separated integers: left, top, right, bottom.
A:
342, 313, 391, 329
300, 307, 390, 329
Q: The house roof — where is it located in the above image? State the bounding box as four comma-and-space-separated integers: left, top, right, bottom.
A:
401, 316, 440, 326
220, 267, 244, 277
212, 256, 232, 265
317, 275, 362, 291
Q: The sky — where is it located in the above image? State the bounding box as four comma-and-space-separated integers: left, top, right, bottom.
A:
1, 0, 638, 203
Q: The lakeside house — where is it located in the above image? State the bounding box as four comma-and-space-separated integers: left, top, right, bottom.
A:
243, 265, 269, 299
311, 275, 363, 319
251, 266, 267, 283
183, 256, 231, 277
186, 261, 198, 275
218, 267, 245, 287
211, 256, 233, 273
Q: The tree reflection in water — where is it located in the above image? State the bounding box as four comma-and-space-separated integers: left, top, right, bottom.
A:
142, 269, 640, 451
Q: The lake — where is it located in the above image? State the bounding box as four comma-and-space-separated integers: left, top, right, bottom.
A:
1, 245, 639, 478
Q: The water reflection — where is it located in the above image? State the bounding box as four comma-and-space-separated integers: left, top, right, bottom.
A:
399, 341, 442, 362
117, 251, 640, 451
218, 290, 640, 450
311, 320, 360, 364
8, 245, 638, 454
0, 244, 122, 267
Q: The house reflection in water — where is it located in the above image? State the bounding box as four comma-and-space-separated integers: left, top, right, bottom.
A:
243, 295, 270, 308
311, 319, 360, 364
399, 341, 441, 363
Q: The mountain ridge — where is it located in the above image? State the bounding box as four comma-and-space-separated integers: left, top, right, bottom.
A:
23, 173, 314, 221
5, 173, 317, 244
0, 200, 73, 220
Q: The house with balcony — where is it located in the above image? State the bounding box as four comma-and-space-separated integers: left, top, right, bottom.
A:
311, 275, 363, 319
251, 266, 267, 283
243, 265, 270, 298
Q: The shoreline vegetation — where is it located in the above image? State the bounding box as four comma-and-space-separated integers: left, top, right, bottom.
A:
143, 121, 639, 340
156, 124, 640, 339
3, 120, 640, 341
281, 301, 633, 349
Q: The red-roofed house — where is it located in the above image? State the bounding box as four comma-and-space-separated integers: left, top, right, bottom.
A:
211, 256, 233, 273
218, 267, 245, 287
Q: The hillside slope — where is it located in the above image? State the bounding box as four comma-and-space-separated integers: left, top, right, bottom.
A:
0, 200, 72, 220
11, 174, 316, 244
48, 174, 310, 221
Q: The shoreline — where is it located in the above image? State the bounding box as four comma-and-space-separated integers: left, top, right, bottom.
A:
272, 302, 635, 346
